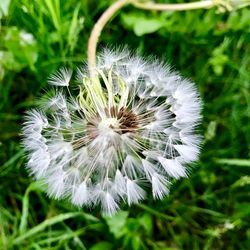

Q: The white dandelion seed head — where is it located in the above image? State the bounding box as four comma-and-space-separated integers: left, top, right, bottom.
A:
22, 48, 202, 215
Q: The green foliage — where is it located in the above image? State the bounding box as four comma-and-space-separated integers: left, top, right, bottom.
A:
0, 0, 249, 249
121, 13, 164, 36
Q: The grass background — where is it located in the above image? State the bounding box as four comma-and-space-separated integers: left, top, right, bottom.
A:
0, 0, 250, 249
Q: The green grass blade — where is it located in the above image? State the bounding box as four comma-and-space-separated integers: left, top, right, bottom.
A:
215, 158, 250, 167
13, 212, 84, 245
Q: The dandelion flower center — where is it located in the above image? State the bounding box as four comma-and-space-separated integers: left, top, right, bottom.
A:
86, 106, 139, 141
97, 107, 139, 134
98, 117, 119, 130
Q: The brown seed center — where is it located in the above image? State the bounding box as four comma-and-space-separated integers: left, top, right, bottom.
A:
86, 106, 139, 139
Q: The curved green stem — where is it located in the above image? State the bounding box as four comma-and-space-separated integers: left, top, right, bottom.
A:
87, 0, 131, 73
87, 0, 248, 72
133, 0, 214, 11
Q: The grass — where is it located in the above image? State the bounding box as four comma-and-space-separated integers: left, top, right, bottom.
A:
0, 0, 249, 249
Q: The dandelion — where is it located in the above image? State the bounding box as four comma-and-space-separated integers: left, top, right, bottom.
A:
22, 48, 202, 215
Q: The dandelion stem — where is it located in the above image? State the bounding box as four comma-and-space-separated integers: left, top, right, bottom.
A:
133, 0, 214, 11
87, 0, 237, 72
87, 0, 131, 72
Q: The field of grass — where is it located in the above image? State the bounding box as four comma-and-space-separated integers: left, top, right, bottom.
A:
0, 0, 249, 249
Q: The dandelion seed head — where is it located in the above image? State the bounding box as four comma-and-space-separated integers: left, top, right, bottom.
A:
22, 48, 202, 215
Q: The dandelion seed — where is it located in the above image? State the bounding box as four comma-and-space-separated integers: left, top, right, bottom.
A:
22, 48, 202, 215
48, 67, 72, 86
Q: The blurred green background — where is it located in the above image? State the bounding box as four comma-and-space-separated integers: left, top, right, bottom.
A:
0, 0, 250, 249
